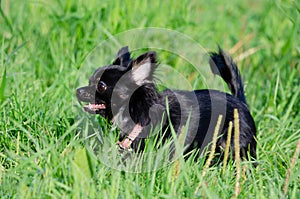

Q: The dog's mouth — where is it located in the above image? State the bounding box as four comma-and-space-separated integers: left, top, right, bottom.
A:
83, 103, 106, 114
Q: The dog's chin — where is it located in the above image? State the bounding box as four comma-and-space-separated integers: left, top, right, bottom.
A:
83, 103, 106, 116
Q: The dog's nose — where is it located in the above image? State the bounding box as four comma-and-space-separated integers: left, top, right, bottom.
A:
76, 88, 83, 97
76, 88, 89, 100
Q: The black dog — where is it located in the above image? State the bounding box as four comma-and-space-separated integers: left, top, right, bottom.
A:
76, 46, 256, 161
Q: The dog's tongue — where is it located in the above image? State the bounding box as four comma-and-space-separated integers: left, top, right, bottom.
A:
84, 103, 106, 111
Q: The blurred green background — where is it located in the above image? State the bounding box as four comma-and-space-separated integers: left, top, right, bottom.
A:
0, 0, 299, 198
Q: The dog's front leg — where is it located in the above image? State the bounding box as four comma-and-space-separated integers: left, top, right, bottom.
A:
117, 124, 143, 150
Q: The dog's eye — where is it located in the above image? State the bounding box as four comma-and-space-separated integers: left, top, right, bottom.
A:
97, 81, 107, 93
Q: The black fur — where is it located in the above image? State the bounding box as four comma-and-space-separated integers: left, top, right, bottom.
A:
76, 46, 257, 161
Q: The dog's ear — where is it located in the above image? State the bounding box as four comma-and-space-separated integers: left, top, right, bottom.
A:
131, 51, 157, 85
113, 46, 131, 66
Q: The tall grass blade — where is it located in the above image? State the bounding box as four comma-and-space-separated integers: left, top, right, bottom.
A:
0, 66, 6, 102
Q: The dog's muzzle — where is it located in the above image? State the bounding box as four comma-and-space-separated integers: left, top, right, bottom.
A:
76, 87, 107, 115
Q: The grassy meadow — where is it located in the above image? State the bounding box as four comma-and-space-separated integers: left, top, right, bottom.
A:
0, 0, 299, 198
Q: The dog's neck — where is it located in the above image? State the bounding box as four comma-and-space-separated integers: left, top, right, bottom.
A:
129, 83, 161, 126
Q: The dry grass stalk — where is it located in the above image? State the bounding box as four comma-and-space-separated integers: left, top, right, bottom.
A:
281, 138, 300, 199
229, 34, 254, 54
222, 121, 233, 174
171, 125, 186, 187
231, 109, 241, 199
202, 114, 223, 178
234, 46, 262, 62
194, 115, 223, 195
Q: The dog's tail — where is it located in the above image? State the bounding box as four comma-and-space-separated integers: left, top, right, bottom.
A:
209, 47, 247, 104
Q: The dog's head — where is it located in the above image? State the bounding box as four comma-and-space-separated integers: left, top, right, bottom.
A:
76, 46, 157, 120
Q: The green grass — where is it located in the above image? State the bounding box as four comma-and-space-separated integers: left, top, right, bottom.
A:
0, 0, 300, 198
